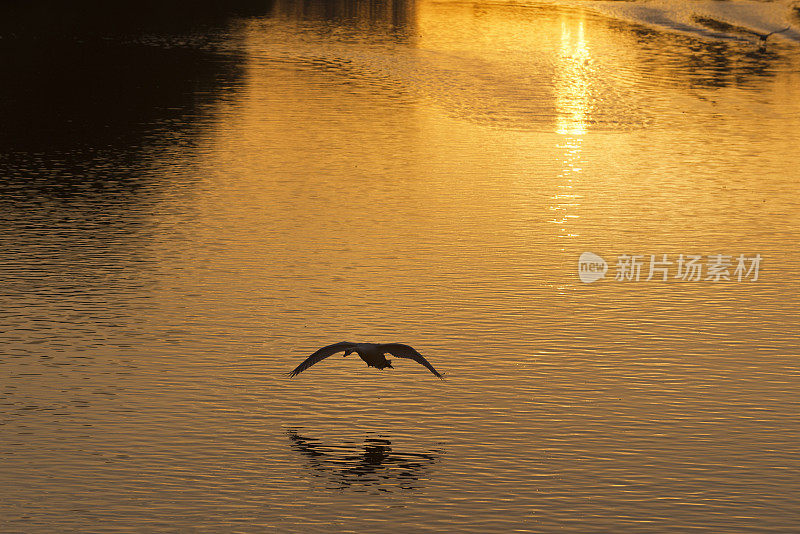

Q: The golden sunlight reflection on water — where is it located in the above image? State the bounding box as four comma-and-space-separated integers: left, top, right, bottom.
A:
1, 1, 799, 532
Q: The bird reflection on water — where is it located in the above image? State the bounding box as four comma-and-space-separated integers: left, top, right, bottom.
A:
287, 429, 442, 492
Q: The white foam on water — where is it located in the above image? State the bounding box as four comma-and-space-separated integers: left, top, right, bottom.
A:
588, 0, 800, 42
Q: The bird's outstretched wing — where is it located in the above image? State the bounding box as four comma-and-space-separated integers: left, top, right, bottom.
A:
756, 25, 791, 40
380, 343, 444, 379
768, 26, 791, 37
289, 342, 356, 377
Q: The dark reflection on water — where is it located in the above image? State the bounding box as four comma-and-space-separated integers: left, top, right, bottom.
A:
609, 17, 793, 91
288, 429, 442, 492
0, 1, 269, 152
271, 0, 416, 30
0, 1, 272, 254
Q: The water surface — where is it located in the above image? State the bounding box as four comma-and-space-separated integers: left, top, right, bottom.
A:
1, 0, 799, 532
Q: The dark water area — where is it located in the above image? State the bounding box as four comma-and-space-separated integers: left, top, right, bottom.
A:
1, 1, 799, 532
0, 2, 262, 152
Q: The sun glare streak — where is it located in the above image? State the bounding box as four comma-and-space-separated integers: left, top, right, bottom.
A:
552, 15, 591, 247
555, 15, 591, 136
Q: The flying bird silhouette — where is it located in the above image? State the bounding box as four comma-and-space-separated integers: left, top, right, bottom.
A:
288, 342, 444, 379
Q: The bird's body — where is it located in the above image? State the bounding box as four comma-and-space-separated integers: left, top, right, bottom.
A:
289, 341, 444, 379
347, 343, 394, 370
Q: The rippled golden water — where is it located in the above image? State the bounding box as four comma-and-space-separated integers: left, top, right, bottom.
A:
2, 1, 799, 532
